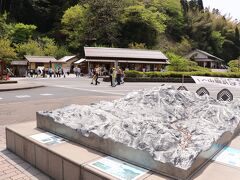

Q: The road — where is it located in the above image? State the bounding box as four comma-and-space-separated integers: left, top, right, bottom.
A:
1, 76, 240, 180
0, 76, 240, 125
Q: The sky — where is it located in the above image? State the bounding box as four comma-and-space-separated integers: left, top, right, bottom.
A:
203, 0, 239, 21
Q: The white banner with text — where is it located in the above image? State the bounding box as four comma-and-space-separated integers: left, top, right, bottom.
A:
191, 76, 240, 88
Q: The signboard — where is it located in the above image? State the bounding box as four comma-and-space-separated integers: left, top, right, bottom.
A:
88, 156, 148, 180
30, 132, 66, 146
191, 76, 240, 89
213, 146, 240, 168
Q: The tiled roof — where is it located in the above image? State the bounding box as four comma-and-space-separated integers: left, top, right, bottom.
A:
11, 60, 28, 65
24, 56, 58, 63
84, 47, 168, 60
58, 55, 76, 62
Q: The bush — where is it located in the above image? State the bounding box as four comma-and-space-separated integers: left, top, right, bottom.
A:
124, 70, 240, 78
228, 59, 240, 72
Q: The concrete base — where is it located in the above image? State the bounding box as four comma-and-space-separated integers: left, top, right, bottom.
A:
6, 122, 240, 180
5, 122, 152, 180
36, 113, 240, 180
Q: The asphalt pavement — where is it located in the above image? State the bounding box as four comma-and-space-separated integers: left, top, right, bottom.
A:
1, 76, 240, 126
1, 76, 240, 180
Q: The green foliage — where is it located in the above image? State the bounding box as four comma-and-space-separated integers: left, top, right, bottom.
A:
15, 37, 70, 58
0, 38, 16, 60
61, 4, 88, 51
228, 59, 240, 72
150, 0, 184, 40
85, 0, 126, 46
169, 38, 192, 56
209, 31, 225, 55
15, 40, 43, 57
120, 4, 166, 47
125, 70, 240, 78
1, 0, 239, 64
0, 13, 12, 38
166, 52, 208, 72
128, 42, 146, 49
12, 23, 37, 44
6, 0, 78, 33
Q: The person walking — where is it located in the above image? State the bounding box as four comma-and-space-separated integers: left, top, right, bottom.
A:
95, 66, 100, 85
109, 67, 113, 87
49, 68, 53, 78
121, 69, 125, 84
91, 68, 96, 84
77, 67, 81, 77
116, 66, 121, 85
73, 66, 77, 77
112, 67, 116, 87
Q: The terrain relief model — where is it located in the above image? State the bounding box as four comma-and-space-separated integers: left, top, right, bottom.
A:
38, 86, 240, 171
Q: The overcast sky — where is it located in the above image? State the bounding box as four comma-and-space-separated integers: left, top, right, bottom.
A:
203, 0, 239, 21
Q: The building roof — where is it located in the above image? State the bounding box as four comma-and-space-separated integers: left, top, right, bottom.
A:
24, 56, 58, 63
11, 60, 28, 66
74, 59, 86, 64
186, 49, 224, 62
58, 55, 76, 62
84, 47, 168, 60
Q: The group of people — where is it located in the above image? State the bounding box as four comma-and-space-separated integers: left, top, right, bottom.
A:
90, 66, 124, 87
28, 67, 69, 78
109, 66, 124, 87
73, 67, 82, 77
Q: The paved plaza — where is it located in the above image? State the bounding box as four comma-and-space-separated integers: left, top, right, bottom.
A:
1, 76, 240, 179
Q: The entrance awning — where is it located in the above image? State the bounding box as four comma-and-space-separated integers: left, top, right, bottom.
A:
86, 59, 116, 63
74, 58, 86, 64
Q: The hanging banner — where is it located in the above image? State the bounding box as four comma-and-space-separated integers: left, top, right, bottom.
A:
191, 76, 240, 88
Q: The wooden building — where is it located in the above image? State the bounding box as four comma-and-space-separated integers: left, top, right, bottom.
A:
24, 55, 63, 71
11, 60, 28, 77
84, 47, 169, 73
185, 49, 225, 69
57, 55, 78, 73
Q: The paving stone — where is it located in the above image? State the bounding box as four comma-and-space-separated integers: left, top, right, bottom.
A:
0, 126, 52, 180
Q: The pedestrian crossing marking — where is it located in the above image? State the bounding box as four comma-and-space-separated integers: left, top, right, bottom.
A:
40, 94, 53, 96
16, 95, 31, 98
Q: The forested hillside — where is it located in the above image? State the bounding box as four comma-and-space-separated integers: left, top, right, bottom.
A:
0, 0, 239, 62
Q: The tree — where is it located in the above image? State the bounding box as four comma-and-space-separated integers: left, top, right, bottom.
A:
12, 23, 37, 44
128, 42, 146, 49
0, 13, 12, 38
15, 40, 43, 58
0, 38, 16, 60
209, 31, 225, 56
150, 0, 184, 41
166, 52, 198, 72
7, 0, 78, 33
228, 59, 240, 72
40, 37, 70, 58
180, 0, 188, 15
120, 4, 166, 48
235, 27, 240, 45
84, 0, 126, 47
197, 0, 204, 11
61, 4, 88, 51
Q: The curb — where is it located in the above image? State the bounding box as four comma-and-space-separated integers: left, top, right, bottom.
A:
0, 85, 45, 92
0, 81, 18, 84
